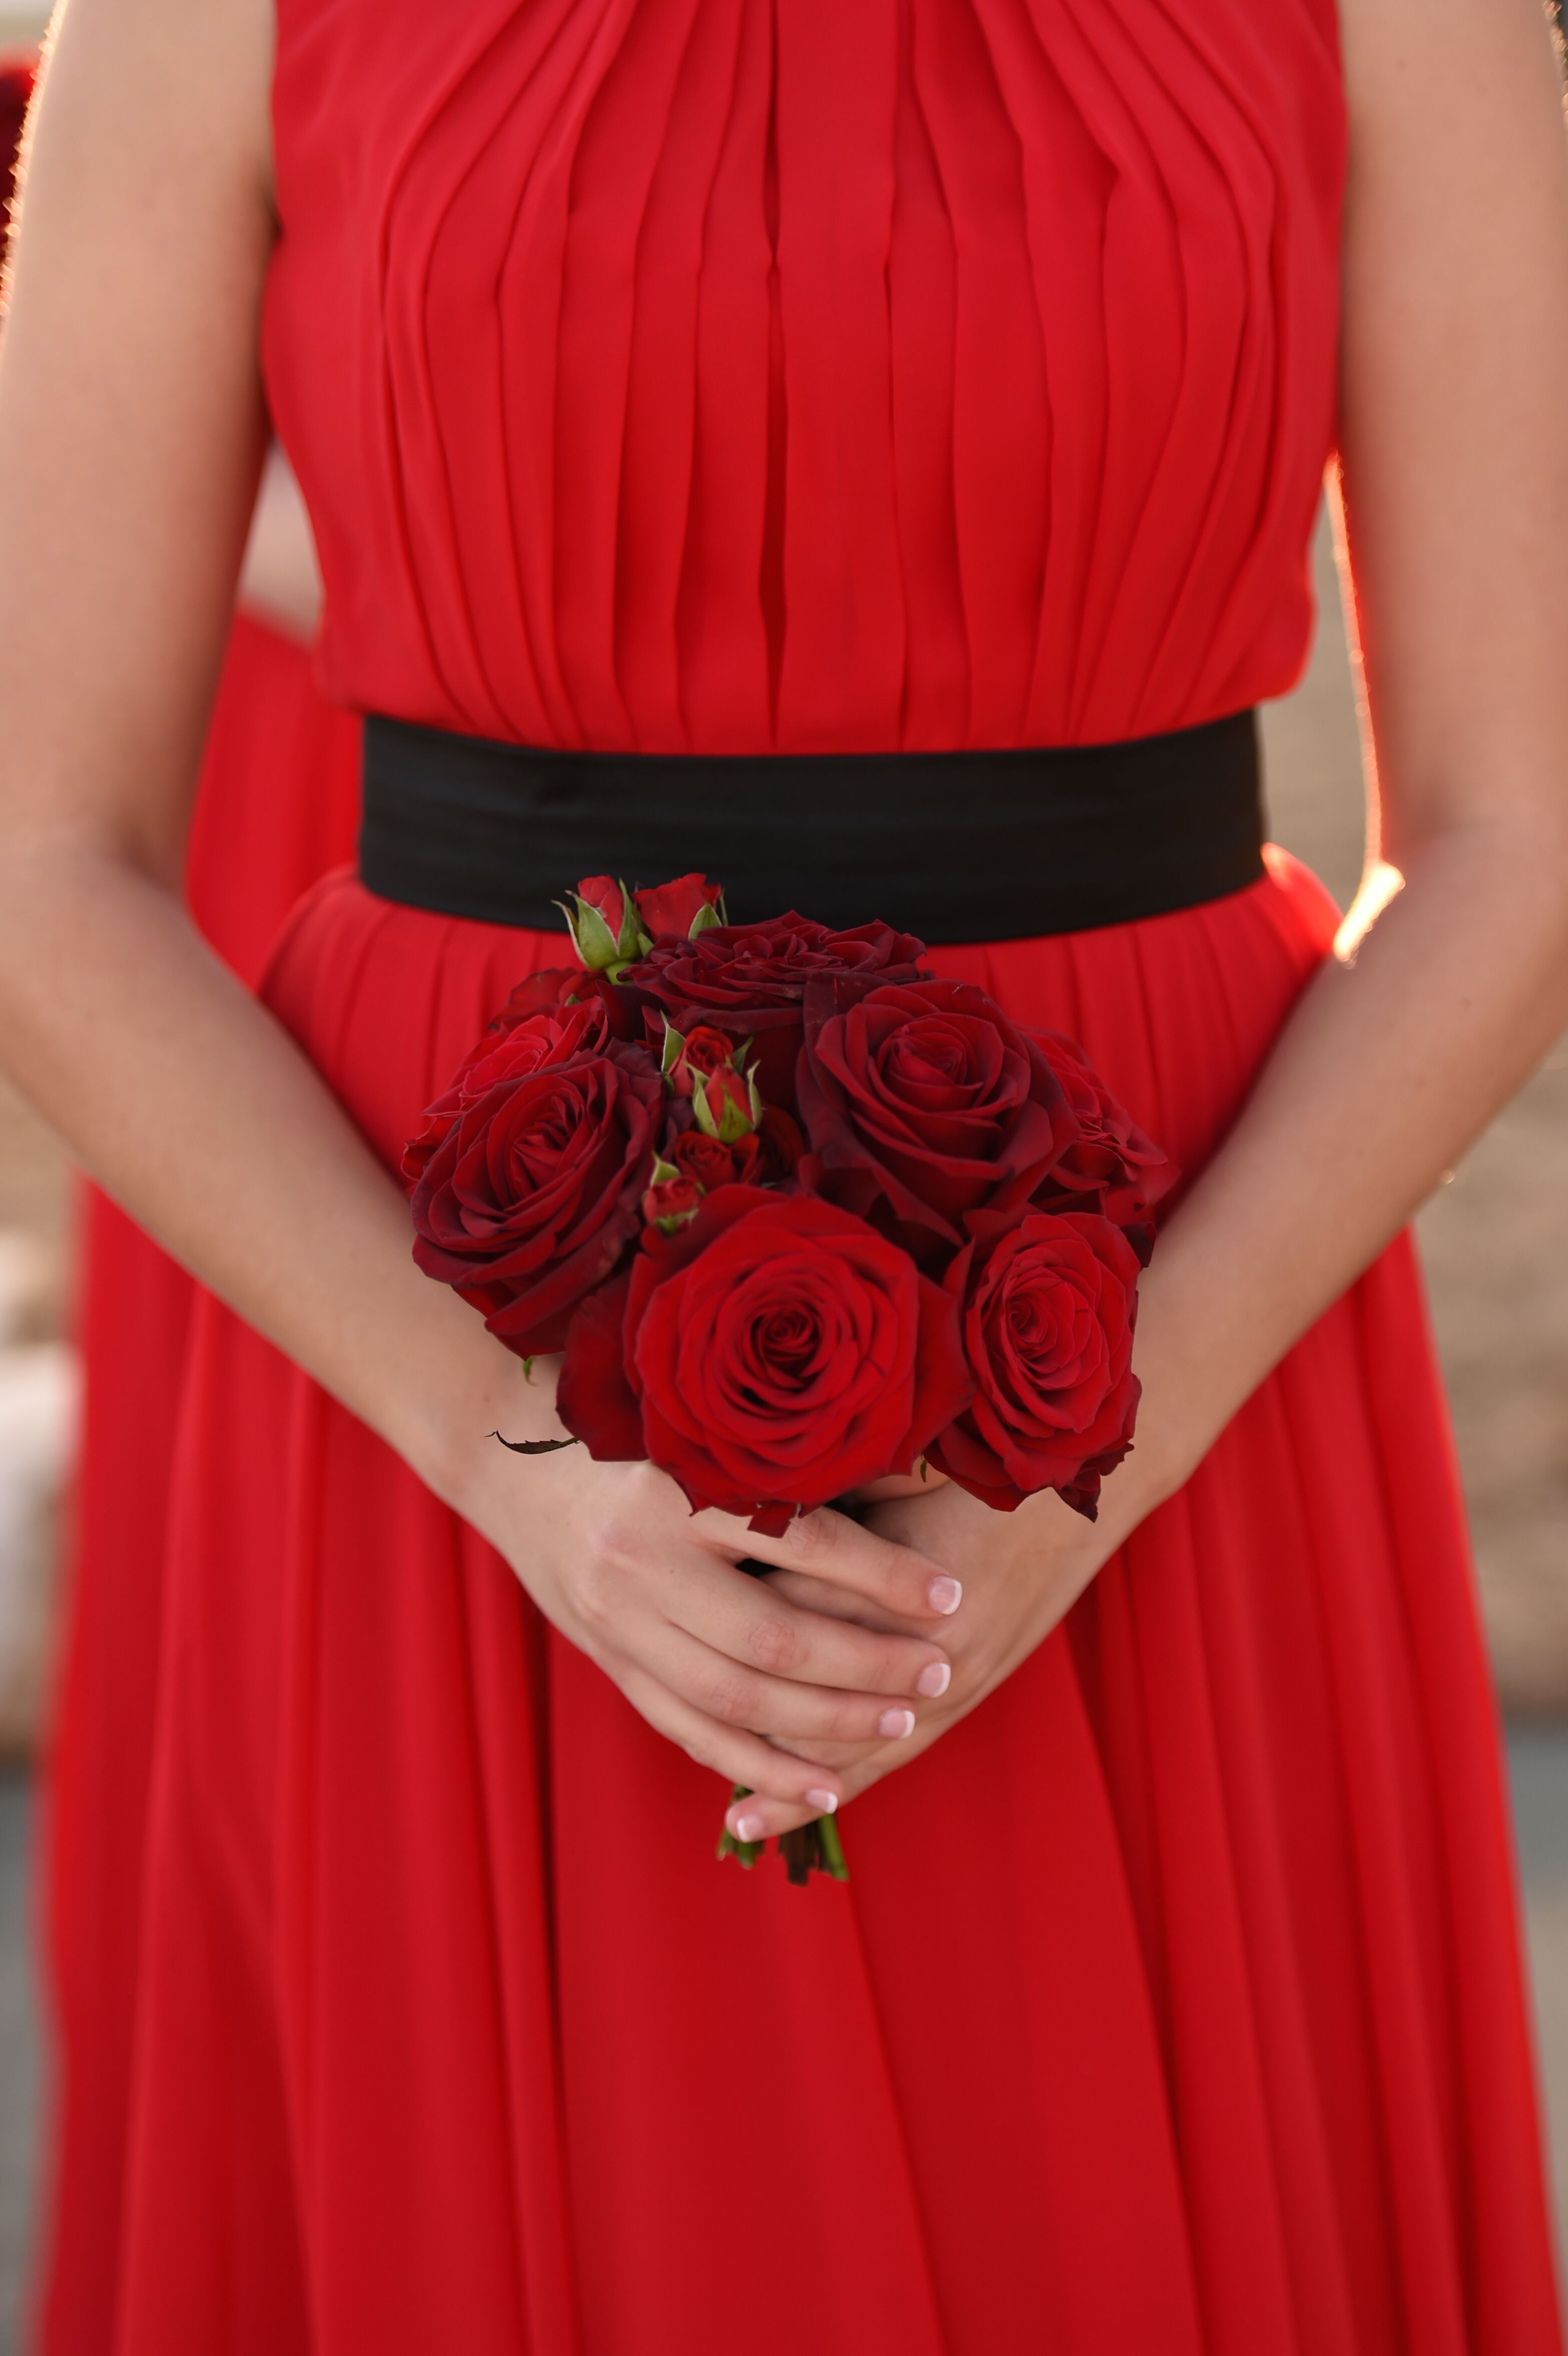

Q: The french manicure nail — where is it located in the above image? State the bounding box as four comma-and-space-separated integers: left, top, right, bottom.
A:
879, 1706, 917, 1739
733, 1813, 766, 1843
916, 1661, 951, 1699
927, 1575, 962, 1615
805, 1788, 839, 1815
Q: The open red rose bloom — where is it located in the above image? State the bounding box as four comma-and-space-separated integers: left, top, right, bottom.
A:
403, 873, 1176, 1878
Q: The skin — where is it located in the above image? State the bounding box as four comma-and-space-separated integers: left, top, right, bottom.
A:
0, 0, 1566, 1847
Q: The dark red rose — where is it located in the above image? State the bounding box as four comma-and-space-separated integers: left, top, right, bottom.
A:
797, 977, 1077, 1263
632, 873, 725, 941
404, 1009, 663, 1357
612, 914, 927, 1110
1028, 1031, 1178, 1255
487, 967, 591, 1025
928, 1209, 1141, 1517
436, 989, 609, 1110
560, 1187, 971, 1528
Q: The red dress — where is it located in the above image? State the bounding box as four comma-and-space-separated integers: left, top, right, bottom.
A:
87, 1, 1565, 2348
38, 615, 360, 2356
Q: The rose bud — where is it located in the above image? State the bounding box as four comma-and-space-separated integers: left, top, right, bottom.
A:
660, 1022, 763, 1144
669, 1129, 763, 1190
642, 1158, 705, 1236
632, 873, 726, 942
661, 1021, 740, 1099
692, 1061, 760, 1145
560, 875, 652, 972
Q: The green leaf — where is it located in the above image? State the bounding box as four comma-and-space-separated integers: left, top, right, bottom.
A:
688, 899, 724, 940
660, 1020, 687, 1078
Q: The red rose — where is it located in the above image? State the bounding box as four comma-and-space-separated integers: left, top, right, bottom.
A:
611, 914, 927, 1110
403, 1008, 662, 1356
797, 977, 1077, 1263
928, 1210, 1141, 1516
486, 966, 592, 1024
1029, 1031, 1178, 1256
436, 989, 608, 1109
559, 1188, 971, 1529
632, 873, 725, 941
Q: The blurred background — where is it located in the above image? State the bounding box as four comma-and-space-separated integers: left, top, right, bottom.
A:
1, 10, 1567, 2349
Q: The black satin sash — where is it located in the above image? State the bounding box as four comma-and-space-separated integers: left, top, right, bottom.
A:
358, 709, 1265, 944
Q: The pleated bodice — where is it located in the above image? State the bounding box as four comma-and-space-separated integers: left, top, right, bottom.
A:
264, 0, 1345, 755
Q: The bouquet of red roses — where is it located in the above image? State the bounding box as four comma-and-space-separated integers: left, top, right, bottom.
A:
404, 872, 1175, 1881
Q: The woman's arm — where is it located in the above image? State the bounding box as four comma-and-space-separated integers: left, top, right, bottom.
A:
736, 0, 1568, 1842
0, 0, 964, 1818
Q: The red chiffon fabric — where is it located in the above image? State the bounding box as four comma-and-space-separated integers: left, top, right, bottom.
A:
38, 615, 360, 2356
50, 0, 1566, 2343
264, 0, 1344, 753
102, 856, 1561, 2353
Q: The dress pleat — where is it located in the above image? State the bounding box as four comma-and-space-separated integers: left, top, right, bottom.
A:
37, 619, 360, 2356
88, 854, 1564, 2351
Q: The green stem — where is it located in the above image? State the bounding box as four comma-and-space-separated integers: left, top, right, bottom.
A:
715, 1786, 849, 1884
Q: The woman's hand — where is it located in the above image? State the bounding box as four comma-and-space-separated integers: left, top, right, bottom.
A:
719, 1469, 1148, 1844
451, 1369, 967, 1819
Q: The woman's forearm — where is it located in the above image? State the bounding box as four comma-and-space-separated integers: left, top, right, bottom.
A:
1123, 815, 1568, 1517
0, 839, 555, 1497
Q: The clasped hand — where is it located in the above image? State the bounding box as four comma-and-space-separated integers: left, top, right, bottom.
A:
463, 1380, 1125, 1835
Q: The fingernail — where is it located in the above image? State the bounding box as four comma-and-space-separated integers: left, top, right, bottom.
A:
879, 1706, 917, 1739
733, 1813, 766, 1843
927, 1575, 962, 1615
916, 1661, 951, 1699
805, 1788, 838, 1815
